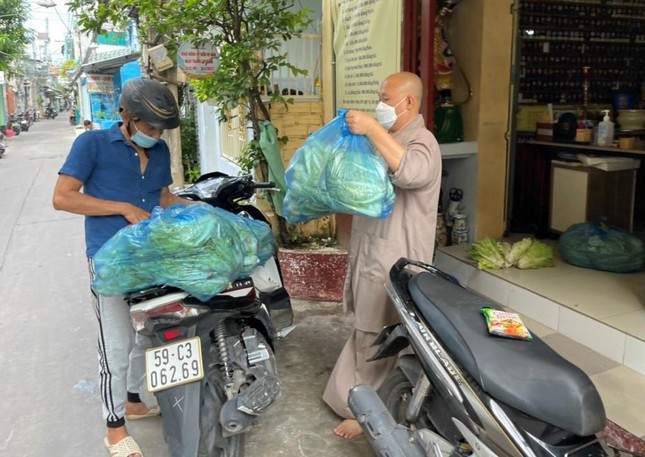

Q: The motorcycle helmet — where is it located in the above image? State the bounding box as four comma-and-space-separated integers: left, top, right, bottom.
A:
119, 77, 180, 130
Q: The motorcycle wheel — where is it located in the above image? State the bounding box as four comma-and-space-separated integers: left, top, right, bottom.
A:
199, 369, 244, 457
378, 367, 415, 425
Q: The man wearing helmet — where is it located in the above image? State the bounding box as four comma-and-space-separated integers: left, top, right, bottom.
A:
53, 77, 193, 457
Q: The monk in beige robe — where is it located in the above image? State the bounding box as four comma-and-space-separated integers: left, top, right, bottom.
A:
322, 72, 442, 439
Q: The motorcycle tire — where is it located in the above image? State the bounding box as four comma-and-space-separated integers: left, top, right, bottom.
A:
379, 366, 462, 442
378, 367, 416, 426
199, 369, 244, 457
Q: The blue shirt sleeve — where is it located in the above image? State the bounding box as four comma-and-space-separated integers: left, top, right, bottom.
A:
59, 133, 98, 183
158, 140, 173, 188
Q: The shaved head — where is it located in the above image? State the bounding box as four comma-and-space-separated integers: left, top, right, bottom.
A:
377, 72, 424, 131
380, 72, 423, 108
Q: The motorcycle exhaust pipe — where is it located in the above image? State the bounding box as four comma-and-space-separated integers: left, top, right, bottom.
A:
348, 385, 426, 457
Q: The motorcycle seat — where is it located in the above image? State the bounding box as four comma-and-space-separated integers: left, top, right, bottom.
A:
407, 271, 606, 437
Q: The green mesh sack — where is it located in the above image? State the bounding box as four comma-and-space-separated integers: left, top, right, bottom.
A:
559, 223, 644, 273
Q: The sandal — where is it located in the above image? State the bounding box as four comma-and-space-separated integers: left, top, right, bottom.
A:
104, 436, 143, 457
125, 406, 161, 421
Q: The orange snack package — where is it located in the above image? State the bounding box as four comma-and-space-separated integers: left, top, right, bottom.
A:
481, 307, 533, 341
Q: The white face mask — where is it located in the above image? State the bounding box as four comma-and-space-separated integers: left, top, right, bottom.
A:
375, 97, 407, 130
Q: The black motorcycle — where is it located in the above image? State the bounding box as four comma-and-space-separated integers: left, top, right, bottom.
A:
348, 258, 610, 457
45, 106, 57, 119
9, 116, 20, 136
0, 131, 6, 158
127, 173, 292, 457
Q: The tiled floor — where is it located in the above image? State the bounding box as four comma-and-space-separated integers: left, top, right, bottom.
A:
434, 243, 645, 446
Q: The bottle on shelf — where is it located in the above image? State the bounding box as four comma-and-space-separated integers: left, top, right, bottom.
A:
597, 109, 615, 146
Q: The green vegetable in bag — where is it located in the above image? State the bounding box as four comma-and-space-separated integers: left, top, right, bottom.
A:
559, 223, 644, 273
92, 204, 275, 300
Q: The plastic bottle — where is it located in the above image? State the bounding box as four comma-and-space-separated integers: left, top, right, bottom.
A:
597, 109, 615, 146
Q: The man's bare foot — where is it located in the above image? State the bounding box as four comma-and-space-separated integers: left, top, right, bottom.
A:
333, 419, 364, 440
105, 426, 142, 457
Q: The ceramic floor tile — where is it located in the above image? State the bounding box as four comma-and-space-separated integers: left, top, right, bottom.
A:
517, 314, 558, 338
603, 310, 645, 342
434, 251, 473, 286
623, 336, 645, 377
558, 308, 626, 363
506, 285, 560, 330
541, 333, 620, 376
527, 272, 645, 320
621, 270, 645, 287
591, 366, 645, 437
468, 270, 510, 307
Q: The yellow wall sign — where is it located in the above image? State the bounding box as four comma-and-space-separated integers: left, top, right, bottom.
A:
177, 42, 219, 79
333, 0, 402, 113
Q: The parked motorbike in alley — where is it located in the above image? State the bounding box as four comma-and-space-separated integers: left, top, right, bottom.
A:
9, 116, 21, 136
18, 112, 31, 132
348, 258, 610, 457
127, 173, 292, 457
0, 131, 7, 158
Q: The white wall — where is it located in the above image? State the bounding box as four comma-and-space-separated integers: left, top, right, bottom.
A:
196, 101, 241, 176
195, 0, 321, 177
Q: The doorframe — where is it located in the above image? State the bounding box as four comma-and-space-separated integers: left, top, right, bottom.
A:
402, 0, 435, 130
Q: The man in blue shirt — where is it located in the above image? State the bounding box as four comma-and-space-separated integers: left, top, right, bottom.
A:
53, 78, 193, 457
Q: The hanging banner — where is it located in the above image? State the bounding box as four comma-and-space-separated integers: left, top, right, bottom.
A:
333, 0, 402, 112
177, 42, 219, 79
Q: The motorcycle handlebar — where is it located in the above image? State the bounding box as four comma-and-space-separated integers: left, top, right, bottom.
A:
253, 182, 277, 189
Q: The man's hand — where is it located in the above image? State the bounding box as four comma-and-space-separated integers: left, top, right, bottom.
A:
345, 110, 382, 136
122, 204, 151, 224
345, 110, 405, 173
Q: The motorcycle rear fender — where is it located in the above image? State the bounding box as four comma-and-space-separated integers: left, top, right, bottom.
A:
368, 324, 411, 361
246, 303, 277, 348
152, 324, 208, 457
156, 380, 202, 457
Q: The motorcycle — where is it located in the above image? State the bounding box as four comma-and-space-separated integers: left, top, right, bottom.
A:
126, 172, 293, 457
348, 258, 609, 457
9, 116, 21, 136
45, 106, 57, 119
18, 112, 31, 132
0, 131, 6, 158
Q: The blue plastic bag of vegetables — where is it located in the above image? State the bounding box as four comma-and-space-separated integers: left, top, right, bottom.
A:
92, 203, 275, 300
283, 109, 395, 224
559, 222, 644, 273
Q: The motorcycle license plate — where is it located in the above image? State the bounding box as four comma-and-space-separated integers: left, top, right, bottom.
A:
145, 337, 204, 392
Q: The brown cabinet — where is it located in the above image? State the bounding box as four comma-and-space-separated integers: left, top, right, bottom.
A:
550, 161, 637, 232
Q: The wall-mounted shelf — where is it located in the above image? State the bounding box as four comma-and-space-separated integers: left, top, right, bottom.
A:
440, 141, 478, 159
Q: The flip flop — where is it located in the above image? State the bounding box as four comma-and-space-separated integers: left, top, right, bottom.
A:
125, 406, 161, 421
104, 436, 143, 457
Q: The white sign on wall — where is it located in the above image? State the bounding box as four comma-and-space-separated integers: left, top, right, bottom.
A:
86, 74, 114, 93
177, 42, 219, 79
